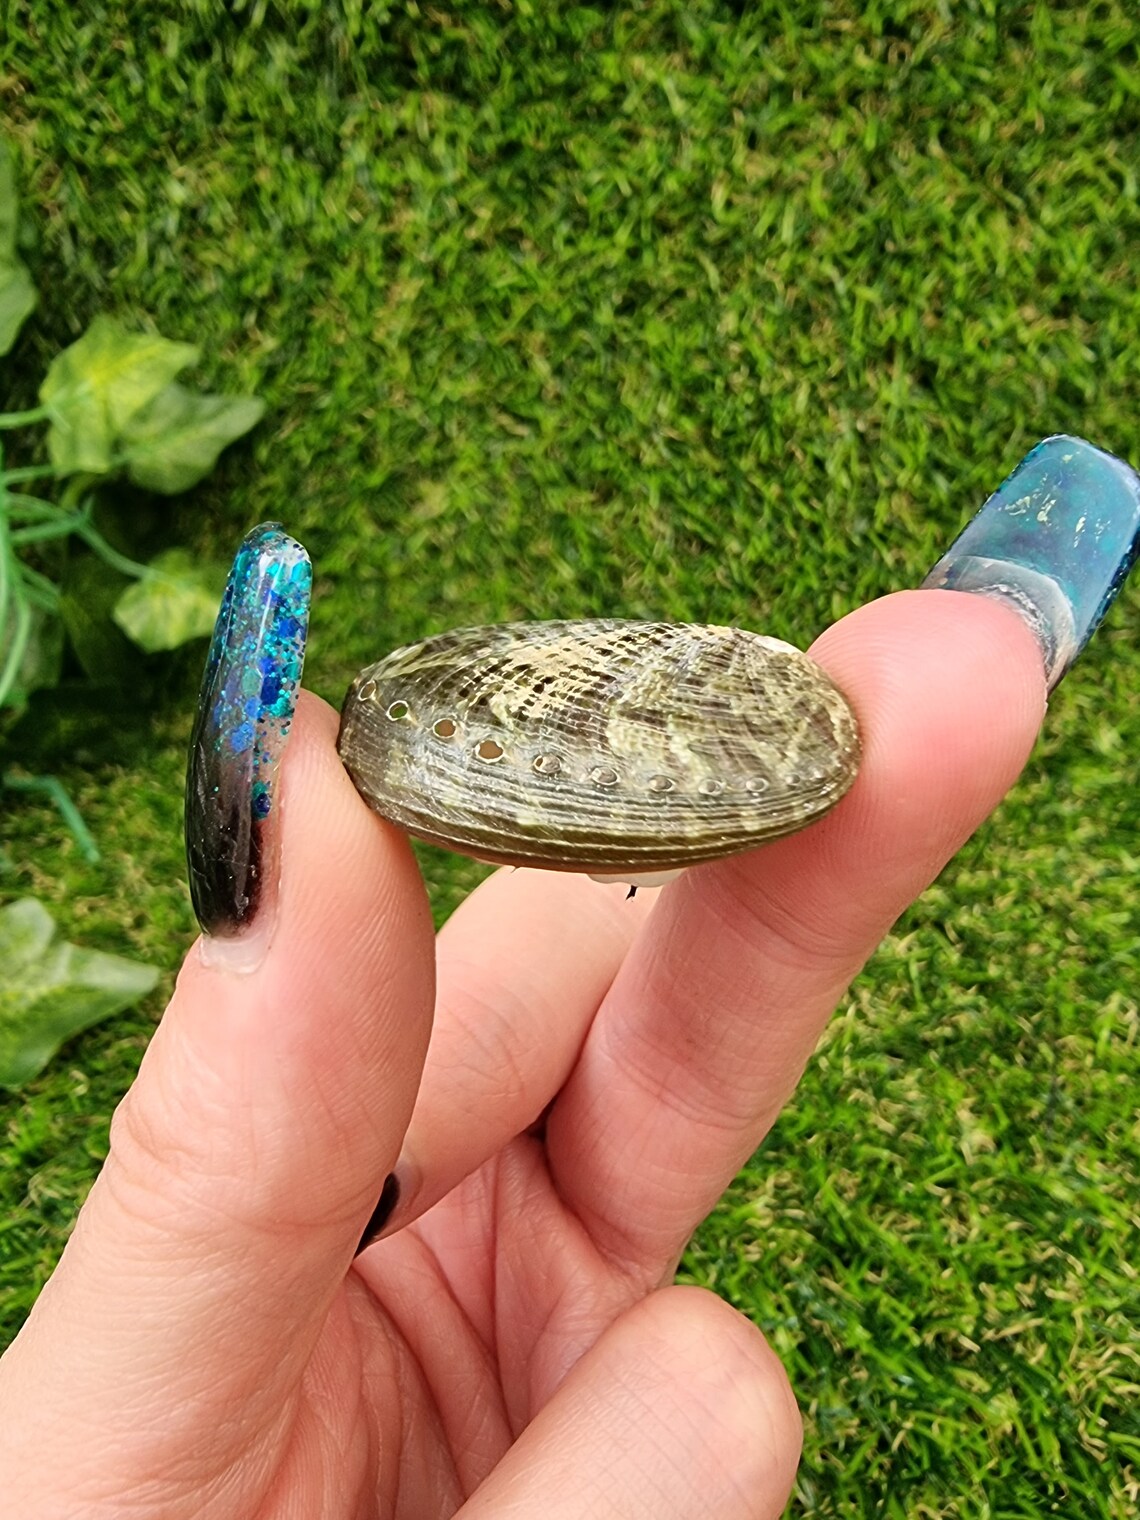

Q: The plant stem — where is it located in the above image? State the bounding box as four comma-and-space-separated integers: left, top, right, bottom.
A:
0, 455, 14, 656
0, 522, 11, 649
0, 405, 52, 430
9, 514, 89, 547
0, 592, 31, 710
75, 523, 149, 579
2, 493, 65, 520
17, 564, 61, 611
2, 463, 58, 485
2, 773, 102, 864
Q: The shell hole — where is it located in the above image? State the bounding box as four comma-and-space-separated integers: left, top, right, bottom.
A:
698, 779, 723, 797
434, 718, 457, 739
746, 777, 770, 794
477, 739, 505, 762
647, 775, 674, 793
358, 678, 378, 702
533, 752, 562, 776
589, 764, 619, 787
386, 700, 410, 721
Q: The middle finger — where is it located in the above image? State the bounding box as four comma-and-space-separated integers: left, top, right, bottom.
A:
376, 864, 661, 1229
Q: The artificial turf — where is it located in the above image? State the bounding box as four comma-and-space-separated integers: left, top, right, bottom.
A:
2, 3, 1139, 1514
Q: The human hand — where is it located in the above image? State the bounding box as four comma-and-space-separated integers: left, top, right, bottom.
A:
0, 583, 1047, 1519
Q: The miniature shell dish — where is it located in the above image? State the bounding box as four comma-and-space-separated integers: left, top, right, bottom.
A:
337, 619, 861, 887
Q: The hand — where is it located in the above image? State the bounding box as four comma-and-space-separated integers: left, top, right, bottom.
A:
0, 590, 1045, 1519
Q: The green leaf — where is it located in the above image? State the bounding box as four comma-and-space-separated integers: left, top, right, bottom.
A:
0, 262, 36, 355
111, 547, 227, 652
122, 383, 266, 494
0, 898, 159, 1089
39, 316, 199, 475
0, 141, 37, 354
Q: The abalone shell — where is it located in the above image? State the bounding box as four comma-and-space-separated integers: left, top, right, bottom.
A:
337, 620, 861, 875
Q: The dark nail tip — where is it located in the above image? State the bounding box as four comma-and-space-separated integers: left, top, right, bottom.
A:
355, 1173, 400, 1256
185, 523, 312, 937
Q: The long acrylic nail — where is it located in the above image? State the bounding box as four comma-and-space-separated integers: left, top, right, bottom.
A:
923, 435, 1140, 691
185, 523, 311, 953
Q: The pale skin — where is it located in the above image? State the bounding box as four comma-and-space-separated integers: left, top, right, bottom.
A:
0, 591, 1047, 1519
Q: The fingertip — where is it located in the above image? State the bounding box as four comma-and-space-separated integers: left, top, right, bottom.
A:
811, 587, 1047, 739
275, 690, 436, 986
806, 589, 1047, 875
691, 588, 1050, 976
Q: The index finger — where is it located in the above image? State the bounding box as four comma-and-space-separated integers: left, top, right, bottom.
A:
543, 590, 1047, 1279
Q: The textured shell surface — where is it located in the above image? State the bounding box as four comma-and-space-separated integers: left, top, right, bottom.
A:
337, 620, 861, 875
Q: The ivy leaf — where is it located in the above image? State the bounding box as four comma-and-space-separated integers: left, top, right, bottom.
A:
0, 261, 36, 356
39, 316, 199, 475
0, 140, 36, 355
0, 898, 160, 1089
112, 548, 227, 652
122, 383, 266, 494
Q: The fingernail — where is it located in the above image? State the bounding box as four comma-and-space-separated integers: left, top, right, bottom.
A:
185, 523, 312, 958
354, 1173, 400, 1256
923, 435, 1140, 691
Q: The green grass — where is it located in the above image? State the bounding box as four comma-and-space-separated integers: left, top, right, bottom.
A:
3, 1, 1140, 1513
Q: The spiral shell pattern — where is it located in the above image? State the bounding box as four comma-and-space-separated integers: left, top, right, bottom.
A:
337, 620, 861, 875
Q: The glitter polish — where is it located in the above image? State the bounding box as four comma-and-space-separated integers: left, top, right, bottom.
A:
186, 523, 311, 939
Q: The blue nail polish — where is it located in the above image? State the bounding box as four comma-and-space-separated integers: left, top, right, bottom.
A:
923, 435, 1140, 689
186, 523, 312, 937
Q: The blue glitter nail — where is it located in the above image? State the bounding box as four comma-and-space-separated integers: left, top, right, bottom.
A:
923, 435, 1140, 690
185, 523, 311, 937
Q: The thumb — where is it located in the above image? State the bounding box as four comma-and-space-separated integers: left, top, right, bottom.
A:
0, 692, 434, 1485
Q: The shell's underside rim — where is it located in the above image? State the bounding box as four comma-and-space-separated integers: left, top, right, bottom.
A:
338, 763, 856, 872
337, 618, 862, 873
